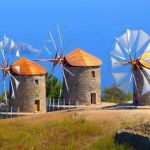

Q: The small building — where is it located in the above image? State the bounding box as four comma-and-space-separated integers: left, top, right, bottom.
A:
10, 57, 47, 113
63, 48, 102, 105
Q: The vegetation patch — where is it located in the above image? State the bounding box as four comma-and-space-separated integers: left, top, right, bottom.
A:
102, 85, 132, 104
0, 112, 138, 150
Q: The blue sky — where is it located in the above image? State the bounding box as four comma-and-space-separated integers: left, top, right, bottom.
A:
0, 0, 150, 89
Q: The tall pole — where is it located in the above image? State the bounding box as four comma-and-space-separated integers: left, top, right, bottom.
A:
63, 99, 65, 110
58, 99, 60, 110
53, 98, 55, 111
11, 106, 13, 117
49, 98, 52, 111
69, 99, 70, 110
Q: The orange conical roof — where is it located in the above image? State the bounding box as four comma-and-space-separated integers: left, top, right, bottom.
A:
65, 48, 102, 67
11, 57, 47, 75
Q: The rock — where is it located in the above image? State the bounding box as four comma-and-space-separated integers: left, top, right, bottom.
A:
116, 122, 150, 150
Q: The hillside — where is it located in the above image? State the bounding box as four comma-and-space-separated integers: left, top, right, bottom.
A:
0, 108, 150, 150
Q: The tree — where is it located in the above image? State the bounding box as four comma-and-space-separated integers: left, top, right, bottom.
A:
102, 85, 132, 104
0, 95, 3, 102
46, 73, 62, 98
0, 91, 9, 103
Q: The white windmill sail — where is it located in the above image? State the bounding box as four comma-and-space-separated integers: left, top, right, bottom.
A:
14, 78, 20, 89
117, 73, 132, 94
111, 42, 126, 60
3, 80, 8, 104
14, 66, 21, 74
0, 41, 3, 49
63, 66, 74, 76
0, 35, 21, 103
144, 42, 150, 52
116, 32, 130, 54
142, 67, 150, 80
49, 30, 58, 53
111, 57, 123, 69
9, 73, 20, 99
112, 72, 128, 85
3, 34, 9, 48
57, 26, 68, 97
57, 24, 63, 50
136, 30, 150, 52
10, 77, 15, 98
8, 39, 16, 60
142, 74, 150, 95
16, 49, 20, 57
137, 66, 150, 95
61, 63, 69, 91
0, 48, 5, 59
9, 73, 20, 89
133, 73, 140, 97
35, 26, 74, 95
43, 45, 52, 56
10, 39, 15, 49
142, 57, 150, 63
111, 29, 150, 98
127, 29, 139, 52
0, 48, 7, 65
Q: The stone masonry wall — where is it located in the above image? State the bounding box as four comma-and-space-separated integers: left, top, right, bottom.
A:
63, 66, 101, 105
10, 75, 46, 113
133, 67, 150, 105
116, 122, 150, 150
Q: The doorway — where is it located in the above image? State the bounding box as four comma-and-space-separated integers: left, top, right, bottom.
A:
91, 93, 96, 104
34, 100, 40, 112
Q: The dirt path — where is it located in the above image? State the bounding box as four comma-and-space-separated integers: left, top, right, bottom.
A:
1, 102, 150, 127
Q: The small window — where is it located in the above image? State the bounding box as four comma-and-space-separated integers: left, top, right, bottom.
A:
91, 71, 95, 77
35, 79, 39, 85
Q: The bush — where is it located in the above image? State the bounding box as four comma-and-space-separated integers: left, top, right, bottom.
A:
102, 86, 132, 104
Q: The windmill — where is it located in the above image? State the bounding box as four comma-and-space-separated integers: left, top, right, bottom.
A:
0, 34, 20, 104
110, 29, 150, 100
35, 25, 74, 97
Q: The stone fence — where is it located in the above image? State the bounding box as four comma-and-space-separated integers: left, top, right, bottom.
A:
116, 122, 150, 150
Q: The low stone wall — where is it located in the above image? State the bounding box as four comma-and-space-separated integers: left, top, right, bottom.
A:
116, 122, 150, 150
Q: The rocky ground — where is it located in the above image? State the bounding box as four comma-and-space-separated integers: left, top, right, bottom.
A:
116, 122, 150, 150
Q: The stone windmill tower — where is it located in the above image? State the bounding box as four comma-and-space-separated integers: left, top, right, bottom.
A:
10, 57, 47, 113
63, 48, 102, 105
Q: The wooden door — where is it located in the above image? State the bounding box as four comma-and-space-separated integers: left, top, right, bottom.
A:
91, 93, 96, 104
34, 100, 40, 112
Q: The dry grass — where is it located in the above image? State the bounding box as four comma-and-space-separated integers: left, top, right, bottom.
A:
0, 108, 150, 150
